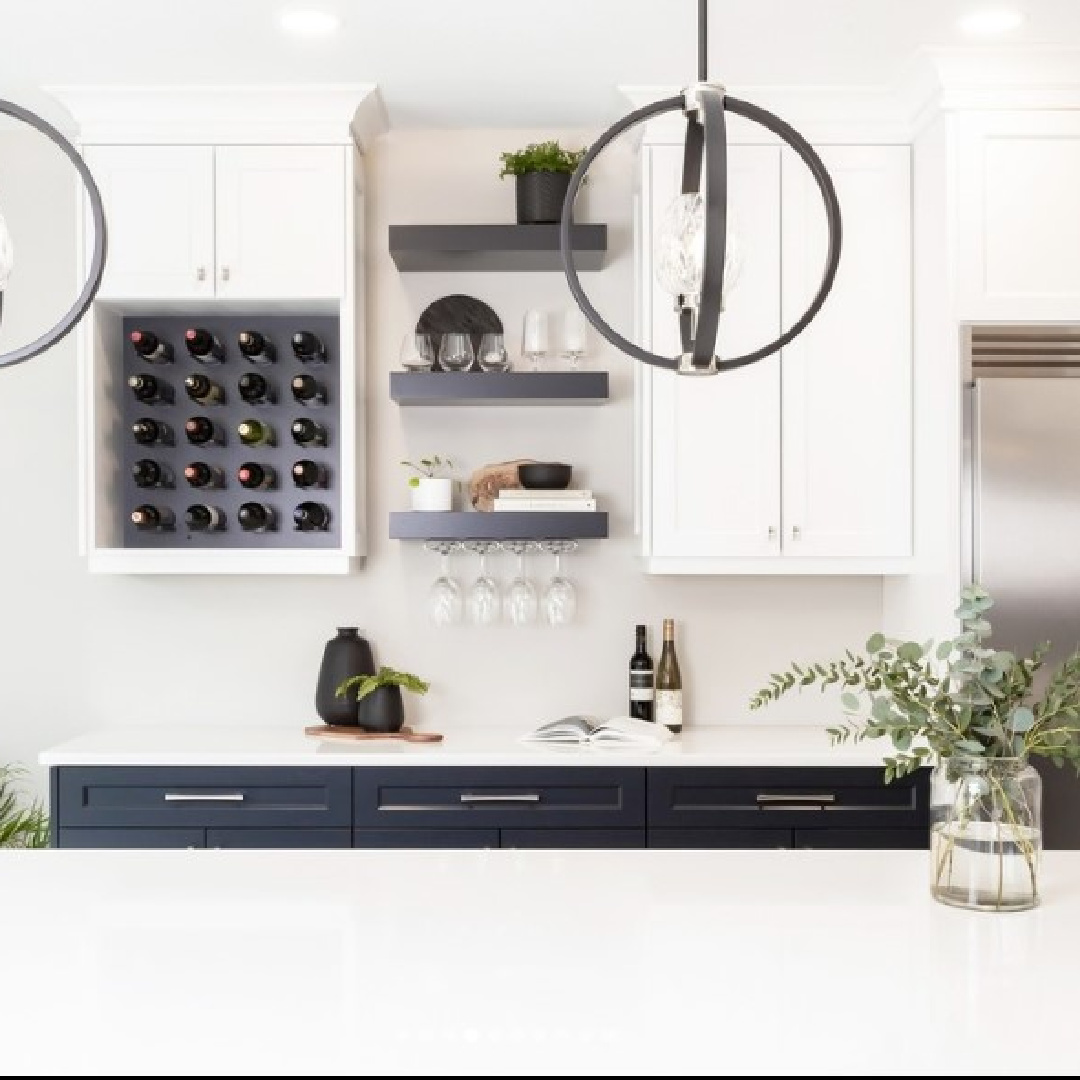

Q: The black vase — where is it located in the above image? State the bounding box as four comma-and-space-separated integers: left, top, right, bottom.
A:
516, 171, 572, 224
315, 627, 375, 726
358, 685, 405, 733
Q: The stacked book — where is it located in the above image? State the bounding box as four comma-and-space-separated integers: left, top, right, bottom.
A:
493, 488, 597, 512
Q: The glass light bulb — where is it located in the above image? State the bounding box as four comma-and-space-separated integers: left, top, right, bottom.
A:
0, 209, 13, 292
654, 192, 742, 307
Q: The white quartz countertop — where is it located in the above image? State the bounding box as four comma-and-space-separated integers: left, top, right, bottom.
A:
2, 847, 1077, 1076
38, 723, 892, 768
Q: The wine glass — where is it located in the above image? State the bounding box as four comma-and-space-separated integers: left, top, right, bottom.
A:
400, 331, 436, 371
522, 310, 549, 371
425, 541, 463, 627
478, 332, 511, 373
541, 540, 578, 626
438, 332, 475, 372
465, 541, 501, 626
502, 542, 538, 626
560, 308, 588, 370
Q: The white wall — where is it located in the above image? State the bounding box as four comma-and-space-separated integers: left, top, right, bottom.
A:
0, 125, 885, 795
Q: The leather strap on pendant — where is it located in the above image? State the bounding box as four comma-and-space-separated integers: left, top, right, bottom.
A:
692, 85, 728, 371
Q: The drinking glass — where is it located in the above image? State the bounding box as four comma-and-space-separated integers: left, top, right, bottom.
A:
560, 308, 588, 370
438, 332, 475, 372
522, 310, 549, 371
400, 331, 436, 371
541, 541, 578, 626
465, 541, 501, 626
502, 542, 538, 626
478, 332, 511, 373
425, 541, 463, 627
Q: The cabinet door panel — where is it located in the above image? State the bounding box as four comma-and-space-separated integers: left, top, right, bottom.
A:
780, 145, 912, 558
649, 828, 792, 849
794, 827, 928, 850
645, 143, 782, 558
352, 828, 498, 849
207, 828, 351, 849
214, 145, 346, 298
56, 828, 205, 849
84, 145, 214, 299
500, 828, 646, 849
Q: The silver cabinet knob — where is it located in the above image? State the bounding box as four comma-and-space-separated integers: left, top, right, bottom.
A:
791, 525, 802, 540
768, 525, 777, 540
196, 266, 207, 282
221, 266, 231, 282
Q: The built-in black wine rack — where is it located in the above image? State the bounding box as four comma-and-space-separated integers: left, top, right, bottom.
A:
119, 314, 341, 549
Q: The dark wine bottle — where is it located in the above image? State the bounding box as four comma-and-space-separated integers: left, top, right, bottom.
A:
130, 329, 173, 363
237, 330, 276, 363
237, 372, 275, 405
132, 458, 171, 490
237, 418, 275, 447
290, 373, 328, 406
183, 461, 225, 489
291, 330, 327, 363
655, 618, 683, 735
237, 462, 276, 491
291, 459, 329, 489
184, 327, 226, 363
184, 373, 226, 405
184, 416, 226, 446
185, 503, 225, 532
629, 624, 655, 723
127, 373, 173, 404
131, 504, 175, 530
237, 502, 276, 533
290, 417, 328, 447
293, 501, 331, 531
132, 418, 173, 446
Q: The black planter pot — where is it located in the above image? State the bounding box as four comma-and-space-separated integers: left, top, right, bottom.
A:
358, 685, 405, 734
315, 627, 375, 726
515, 171, 572, 224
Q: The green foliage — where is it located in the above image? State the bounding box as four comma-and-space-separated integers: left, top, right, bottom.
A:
749, 585, 1080, 783
400, 455, 453, 488
499, 140, 587, 178
0, 765, 49, 848
336, 666, 430, 703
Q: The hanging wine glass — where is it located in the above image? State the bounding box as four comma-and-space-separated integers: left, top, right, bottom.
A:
502, 541, 539, 626
542, 540, 578, 626
425, 540, 463, 627
465, 541, 501, 626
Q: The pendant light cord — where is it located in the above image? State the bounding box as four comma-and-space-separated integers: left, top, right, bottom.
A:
698, 0, 708, 82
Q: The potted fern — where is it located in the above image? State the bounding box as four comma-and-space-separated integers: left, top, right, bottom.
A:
336, 666, 430, 734
499, 140, 587, 224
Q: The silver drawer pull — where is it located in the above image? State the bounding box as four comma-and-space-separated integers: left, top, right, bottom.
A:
756, 793, 836, 806
164, 792, 246, 803
459, 793, 541, 804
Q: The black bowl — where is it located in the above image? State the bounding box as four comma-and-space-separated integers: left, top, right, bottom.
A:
518, 462, 573, 490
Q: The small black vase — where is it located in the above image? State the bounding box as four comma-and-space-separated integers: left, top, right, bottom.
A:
516, 171, 572, 224
358, 685, 405, 734
315, 627, 375, 726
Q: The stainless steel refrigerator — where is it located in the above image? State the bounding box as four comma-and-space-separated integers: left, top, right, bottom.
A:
966, 325, 1080, 848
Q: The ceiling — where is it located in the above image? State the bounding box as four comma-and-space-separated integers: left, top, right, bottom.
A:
2, 0, 1079, 129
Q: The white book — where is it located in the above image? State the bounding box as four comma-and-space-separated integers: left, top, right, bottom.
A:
493, 499, 597, 512
521, 715, 673, 750
498, 488, 593, 500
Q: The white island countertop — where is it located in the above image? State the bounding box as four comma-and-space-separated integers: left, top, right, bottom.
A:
2, 847, 1078, 1076
39, 723, 891, 768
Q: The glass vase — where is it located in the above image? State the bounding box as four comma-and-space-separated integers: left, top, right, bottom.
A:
930, 754, 1042, 912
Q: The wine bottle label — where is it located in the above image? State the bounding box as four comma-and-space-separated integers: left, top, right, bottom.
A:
656, 690, 683, 732
629, 673, 654, 703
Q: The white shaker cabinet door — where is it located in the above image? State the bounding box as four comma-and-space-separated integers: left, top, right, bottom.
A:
214, 145, 347, 299
644, 143, 783, 559
84, 145, 214, 299
780, 144, 912, 559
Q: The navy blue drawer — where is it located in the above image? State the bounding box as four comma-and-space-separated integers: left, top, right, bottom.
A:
56, 827, 205, 849
794, 827, 928, 850
54, 767, 352, 829
649, 827, 793, 849
353, 766, 646, 829
207, 828, 351, 849
501, 828, 646, 849
353, 828, 499, 848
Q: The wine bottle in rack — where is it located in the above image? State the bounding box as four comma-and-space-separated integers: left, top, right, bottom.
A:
290, 417, 328, 448
132, 458, 172, 490
184, 327, 226, 363
184, 416, 226, 446
292, 459, 329, 489
655, 618, 684, 735
237, 330, 276, 363
293, 501, 331, 531
127, 373, 173, 405
291, 330, 327, 363
185, 503, 226, 532
132, 418, 173, 446
290, 373, 328, 406
237, 462, 276, 491
237, 418, 275, 448
130, 330, 173, 363
237, 502, 276, 533
183, 461, 225, 489
131, 504, 175, 530
238, 372, 276, 405
184, 373, 226, 406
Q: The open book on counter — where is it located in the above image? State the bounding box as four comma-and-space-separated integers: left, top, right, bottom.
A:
521, 715, 674, 750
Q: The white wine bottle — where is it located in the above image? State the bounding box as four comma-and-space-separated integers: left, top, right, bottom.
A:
655, 617, 683, 734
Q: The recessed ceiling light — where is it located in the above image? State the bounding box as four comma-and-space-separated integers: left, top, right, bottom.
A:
958, 7, 1026, 36
279, 9, 341, 37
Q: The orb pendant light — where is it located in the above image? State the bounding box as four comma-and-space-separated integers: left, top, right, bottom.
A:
559, 0, 842, 375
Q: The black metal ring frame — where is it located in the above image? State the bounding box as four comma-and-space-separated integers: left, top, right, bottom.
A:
0, 99, 108, 370
559, 93, 842, 373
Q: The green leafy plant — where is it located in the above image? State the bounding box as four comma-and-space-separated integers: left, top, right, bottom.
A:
499, 140, 587, 178
0, 764, 49, 849
335, 666, 430, 703
749, 585, 1080, 783
400, 455, 453, 489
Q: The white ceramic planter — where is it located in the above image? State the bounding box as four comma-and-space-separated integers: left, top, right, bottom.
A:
410, 477, 454, 512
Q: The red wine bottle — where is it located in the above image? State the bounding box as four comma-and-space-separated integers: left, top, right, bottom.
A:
629, 624, 655, 723
127, 373, 173, 404
185, 503, 225, 532
131, 504, 175, 530
184, 373, 226, 405
132, 418, 173, 446
291, 373, 328, 406
294, 501, 331, 531
237, 502, 275, 533
132, 458, 172, 489
237, 330, 276, 363
291, 330, 327, 363
183, 461, 225, 489
184, 416, 226, 446
290, 417, 328, 447
184, 327, 226, 363
238, 372, 275, 405
130, 330, 173, 363
292, 459, 329, 489
237, 462, 276, 491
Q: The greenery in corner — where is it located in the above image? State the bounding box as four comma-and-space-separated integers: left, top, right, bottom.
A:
749, 585, 1080, 783
336, 666, 431, 703
400, 455, 453, 489
499, 140, 587, 178
0, 764, 49, 848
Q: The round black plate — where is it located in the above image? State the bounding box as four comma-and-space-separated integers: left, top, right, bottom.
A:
415, 295, 503, 365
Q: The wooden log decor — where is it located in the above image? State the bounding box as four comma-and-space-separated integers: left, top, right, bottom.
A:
468, 458, 539, 512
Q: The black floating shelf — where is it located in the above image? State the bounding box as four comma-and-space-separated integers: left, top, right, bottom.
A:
389, 511, 609, 541
388, 223, 608, 273
390, 371, 609, 406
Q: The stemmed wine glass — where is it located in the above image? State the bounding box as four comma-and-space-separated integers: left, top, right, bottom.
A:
425, 541, 463, 627
464, 541, 501, 626
522, 310, 549, 371
541, 540, 578, 626
560, 308, 588, 370
501, 541, 539, 626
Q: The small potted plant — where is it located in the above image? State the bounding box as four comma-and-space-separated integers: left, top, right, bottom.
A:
336, 666, 430, 734
402, 454, 455, 512
499, 140, 587, 224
